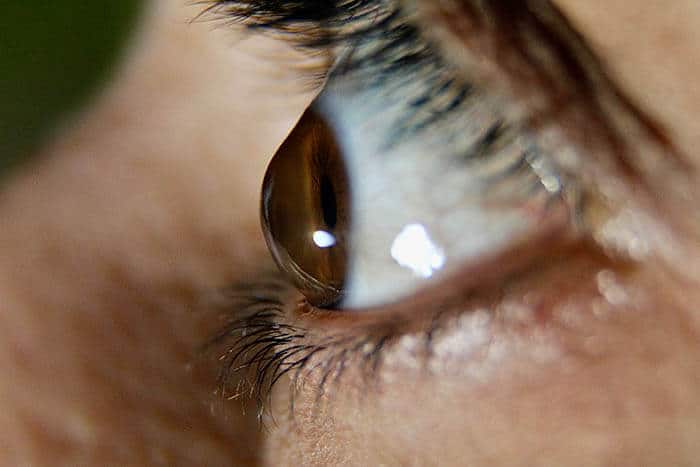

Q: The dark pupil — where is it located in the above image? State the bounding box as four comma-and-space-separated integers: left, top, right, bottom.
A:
320, 174, 337, 230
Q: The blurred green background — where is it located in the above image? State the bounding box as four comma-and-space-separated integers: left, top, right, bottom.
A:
0, 1, 143, 176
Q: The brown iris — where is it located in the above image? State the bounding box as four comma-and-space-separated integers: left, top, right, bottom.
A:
261, 107, 350, 307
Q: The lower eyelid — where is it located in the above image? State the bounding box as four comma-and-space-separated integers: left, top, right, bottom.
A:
210, 217, 621, 411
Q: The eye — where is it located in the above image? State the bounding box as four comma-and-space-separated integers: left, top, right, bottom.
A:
262, 51, 574, 310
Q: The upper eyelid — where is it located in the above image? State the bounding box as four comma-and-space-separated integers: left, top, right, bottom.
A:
201, 1, 515, 143
202, 0, 697, 238
412, 1, 687, 181
203, 0, 679, 181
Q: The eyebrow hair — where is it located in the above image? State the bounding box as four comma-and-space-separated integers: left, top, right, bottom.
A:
203, 0, 681, 181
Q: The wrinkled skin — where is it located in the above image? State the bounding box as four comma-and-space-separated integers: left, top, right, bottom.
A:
1, 1, 699, 465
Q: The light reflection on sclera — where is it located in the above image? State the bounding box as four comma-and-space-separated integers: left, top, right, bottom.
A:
390, 223, 446, 279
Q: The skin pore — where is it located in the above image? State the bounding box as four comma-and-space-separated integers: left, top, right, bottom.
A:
0, 0, 698, 465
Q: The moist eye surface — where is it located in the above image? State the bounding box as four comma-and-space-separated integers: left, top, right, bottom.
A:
259, 9, 574, 310
262, 109, 351, 308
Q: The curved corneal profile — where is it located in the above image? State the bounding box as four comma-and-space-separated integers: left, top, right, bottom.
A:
261, 108, 351, 308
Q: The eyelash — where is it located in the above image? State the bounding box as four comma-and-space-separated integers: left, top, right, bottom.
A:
208, 0, 585, 209
208, 273, 407, 418
208, 0, 472, 124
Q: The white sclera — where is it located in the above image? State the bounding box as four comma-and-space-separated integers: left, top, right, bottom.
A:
316, 72, 559, 309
